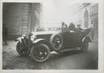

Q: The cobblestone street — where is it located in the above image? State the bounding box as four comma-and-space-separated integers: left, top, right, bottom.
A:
3, 40, 98, 69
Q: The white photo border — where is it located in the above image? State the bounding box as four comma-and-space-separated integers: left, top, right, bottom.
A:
0, 0, 104, 73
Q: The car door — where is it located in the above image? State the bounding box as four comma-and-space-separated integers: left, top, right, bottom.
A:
62, 31, 81, 49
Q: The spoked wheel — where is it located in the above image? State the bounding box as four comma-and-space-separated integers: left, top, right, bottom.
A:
16, 39, 30, 56
50, 34, 63, 51
30, 43, 50, 62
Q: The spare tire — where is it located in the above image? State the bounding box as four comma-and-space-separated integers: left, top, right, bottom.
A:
50, 33, 63, 51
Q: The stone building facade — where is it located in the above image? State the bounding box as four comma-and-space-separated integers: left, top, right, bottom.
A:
83, 3, 98, 40
3, 3, 41, 39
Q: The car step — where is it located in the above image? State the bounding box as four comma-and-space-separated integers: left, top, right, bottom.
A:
59, 47, 80, 53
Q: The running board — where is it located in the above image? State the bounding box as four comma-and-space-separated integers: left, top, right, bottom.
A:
59, 47, 81, 53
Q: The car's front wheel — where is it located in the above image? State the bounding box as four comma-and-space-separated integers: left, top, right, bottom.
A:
30, 43, 50, 62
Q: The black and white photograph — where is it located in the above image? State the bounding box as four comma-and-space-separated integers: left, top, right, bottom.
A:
2, 0, 100, 70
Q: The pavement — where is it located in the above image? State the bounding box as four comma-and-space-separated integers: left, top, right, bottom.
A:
2, 40, 98, 69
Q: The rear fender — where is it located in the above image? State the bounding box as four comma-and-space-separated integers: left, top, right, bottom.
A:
82, 36, 92, 43
81, 28, 91, 38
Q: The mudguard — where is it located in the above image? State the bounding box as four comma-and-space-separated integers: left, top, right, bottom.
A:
82, 36, 92, 43
32, 38, 52, 50
32, 39, 46, 44
81, 28, 91, 38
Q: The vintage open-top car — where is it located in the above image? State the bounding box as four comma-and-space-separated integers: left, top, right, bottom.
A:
16, 26, 91, 62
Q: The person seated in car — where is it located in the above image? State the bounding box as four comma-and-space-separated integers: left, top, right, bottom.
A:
69, 23, 84, 33
69, 22, 76, 32
61, 22, 68, 32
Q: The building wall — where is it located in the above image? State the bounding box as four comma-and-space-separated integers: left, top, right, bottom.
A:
83, 3, 98, 40
84, 8, 89, 28
89, 4, 98, 30
31, 3, 41, 31
3, 3, 41, 39
89, 4, 98, 40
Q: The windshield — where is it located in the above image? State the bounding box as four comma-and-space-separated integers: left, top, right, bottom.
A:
36, 26, 62, 32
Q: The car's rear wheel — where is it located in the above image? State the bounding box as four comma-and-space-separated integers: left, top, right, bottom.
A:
30, 43, 50, 62
16, 41, 30, 56
50, 34, 63, 51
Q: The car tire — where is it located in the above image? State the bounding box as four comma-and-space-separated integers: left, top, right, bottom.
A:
30, 43, 50, 62
50, 34, 63, 51
16, 40, 30, 56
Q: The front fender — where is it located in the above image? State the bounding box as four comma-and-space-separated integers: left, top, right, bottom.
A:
32, 39, 46, 44
32, 38, 52, 50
